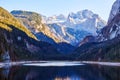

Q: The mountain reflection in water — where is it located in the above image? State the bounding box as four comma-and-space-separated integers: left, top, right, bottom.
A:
0, 63, 120, 80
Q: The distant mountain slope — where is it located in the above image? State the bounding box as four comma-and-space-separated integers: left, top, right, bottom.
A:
48, 23, 91, 45
11, 10, 62, 43
0, 7, 37, 40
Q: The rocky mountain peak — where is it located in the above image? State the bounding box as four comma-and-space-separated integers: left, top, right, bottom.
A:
68, 10, 95, 20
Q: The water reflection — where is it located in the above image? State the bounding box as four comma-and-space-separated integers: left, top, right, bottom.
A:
54, 75, 83, 80
54, 77, 71, 80
0, 64, 120, 80
25, 70, 39, 80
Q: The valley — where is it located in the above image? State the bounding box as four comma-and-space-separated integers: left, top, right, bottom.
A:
0, 0, 120, 62
0, 0, 120, 80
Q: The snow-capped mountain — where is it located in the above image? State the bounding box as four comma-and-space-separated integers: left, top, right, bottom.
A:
45, 10, 106, 45
65, 10, 106, 35
43, 14, 66, 24
45, 10, 106, 34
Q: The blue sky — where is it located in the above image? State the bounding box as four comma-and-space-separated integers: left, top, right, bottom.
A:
0, 0, 115, 21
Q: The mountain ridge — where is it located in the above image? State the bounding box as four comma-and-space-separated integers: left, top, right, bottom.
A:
11, 10, 62, 43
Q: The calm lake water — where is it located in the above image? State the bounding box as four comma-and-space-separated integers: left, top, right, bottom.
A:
0, 62, 120, 80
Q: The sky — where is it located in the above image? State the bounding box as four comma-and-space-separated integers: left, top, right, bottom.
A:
0, 0, 116, 21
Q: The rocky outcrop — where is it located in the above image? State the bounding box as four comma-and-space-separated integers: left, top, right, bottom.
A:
99, 13, 120, 40
108, 0, 120, 24
98, 0, 120, 41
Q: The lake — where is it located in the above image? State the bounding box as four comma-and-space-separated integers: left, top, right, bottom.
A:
0, 61, 120, 80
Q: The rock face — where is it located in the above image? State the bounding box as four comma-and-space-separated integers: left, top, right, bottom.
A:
99, 0, 120, 41
108, 0, 120, 24
99, 13, 120, 40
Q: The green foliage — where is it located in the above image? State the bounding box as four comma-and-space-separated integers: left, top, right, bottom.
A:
73, 38, 120, 61
0, 30, 9, 61
104, 41, 120, 61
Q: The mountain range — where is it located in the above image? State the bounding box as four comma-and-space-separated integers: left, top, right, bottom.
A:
45, 10, 106, 45
0, 0, 120, 61
11, 9, 106, 46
